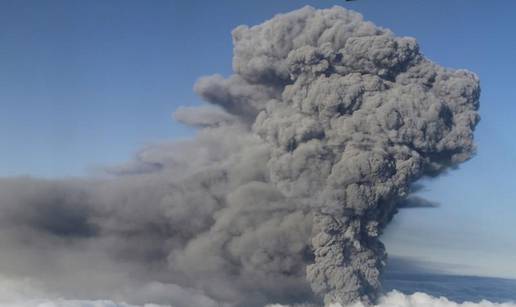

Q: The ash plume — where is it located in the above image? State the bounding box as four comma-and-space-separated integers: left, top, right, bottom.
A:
0, 6, 479, 307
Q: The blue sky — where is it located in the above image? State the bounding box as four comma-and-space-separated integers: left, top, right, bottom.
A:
1, 0, 515, 278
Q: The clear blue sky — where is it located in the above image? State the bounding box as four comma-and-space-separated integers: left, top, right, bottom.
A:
1, 0, 515, 278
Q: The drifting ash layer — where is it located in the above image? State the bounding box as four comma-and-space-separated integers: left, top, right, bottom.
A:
0, 6, 479, 307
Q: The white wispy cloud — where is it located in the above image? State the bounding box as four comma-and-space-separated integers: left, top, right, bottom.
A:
266, 291, 516, 307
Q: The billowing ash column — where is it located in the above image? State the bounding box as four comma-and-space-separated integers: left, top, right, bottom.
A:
198, 6, 480, 305
0, 6, 481, 307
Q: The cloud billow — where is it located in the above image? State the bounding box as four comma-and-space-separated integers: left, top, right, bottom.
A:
0, 6, 480, 307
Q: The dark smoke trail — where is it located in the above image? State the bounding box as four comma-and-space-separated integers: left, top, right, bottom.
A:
0, 6, 479, 307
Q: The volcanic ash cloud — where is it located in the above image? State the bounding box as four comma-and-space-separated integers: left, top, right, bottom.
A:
195, 5, 480, 305
0, 5, 480, 307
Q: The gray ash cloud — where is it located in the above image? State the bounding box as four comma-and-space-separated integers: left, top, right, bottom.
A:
0, 6, 480, 307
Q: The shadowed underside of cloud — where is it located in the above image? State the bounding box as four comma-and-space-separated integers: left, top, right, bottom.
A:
397, 196, 440, 209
